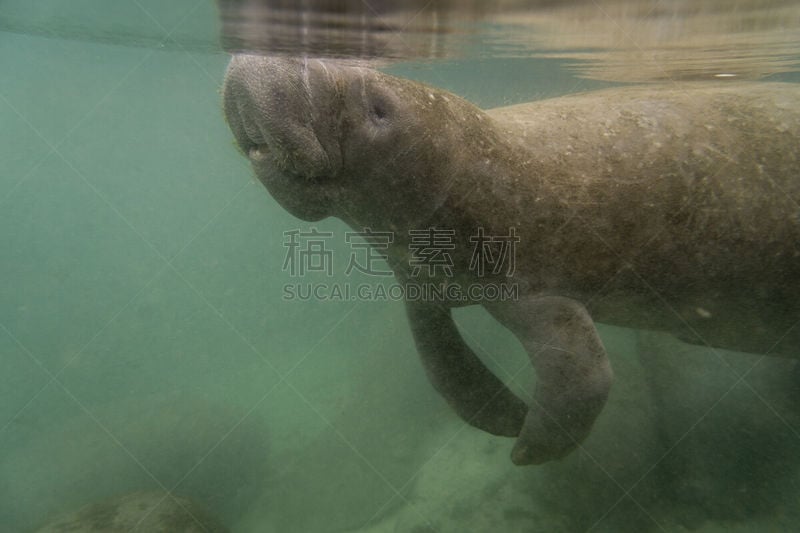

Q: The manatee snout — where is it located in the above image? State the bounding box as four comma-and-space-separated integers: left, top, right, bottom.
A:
223, 55, 340, 180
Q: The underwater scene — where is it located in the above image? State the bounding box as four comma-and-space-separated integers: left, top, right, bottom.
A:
2, 0, 800, 531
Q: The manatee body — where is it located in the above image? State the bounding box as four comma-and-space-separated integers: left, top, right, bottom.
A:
222, 55, 800, 465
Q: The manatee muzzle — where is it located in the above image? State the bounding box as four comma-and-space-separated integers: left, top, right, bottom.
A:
223, 54, 335, 180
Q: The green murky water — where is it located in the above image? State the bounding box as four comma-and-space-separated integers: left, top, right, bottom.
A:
2, 1, 800, 532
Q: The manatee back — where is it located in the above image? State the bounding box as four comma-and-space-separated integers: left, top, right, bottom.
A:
485, 83, 800, 355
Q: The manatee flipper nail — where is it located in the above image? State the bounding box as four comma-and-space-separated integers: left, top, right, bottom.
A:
406, 300, 527, 437
489, 296, 613, 465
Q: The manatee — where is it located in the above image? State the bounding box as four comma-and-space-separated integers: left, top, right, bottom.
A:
222, 55, 800, 465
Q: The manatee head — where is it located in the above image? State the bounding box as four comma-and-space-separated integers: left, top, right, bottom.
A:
223, 55, 494, 226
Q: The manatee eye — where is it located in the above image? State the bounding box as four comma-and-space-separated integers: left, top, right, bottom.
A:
368, 94, 393, 124
372, 103, 387, 120
360, 80, 399, 127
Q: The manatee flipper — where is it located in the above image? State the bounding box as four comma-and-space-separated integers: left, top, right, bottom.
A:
405, 300, 527, 437
488, 296, 613, 465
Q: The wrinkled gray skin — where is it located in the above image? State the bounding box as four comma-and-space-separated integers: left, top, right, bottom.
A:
223, 55, 800, 465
